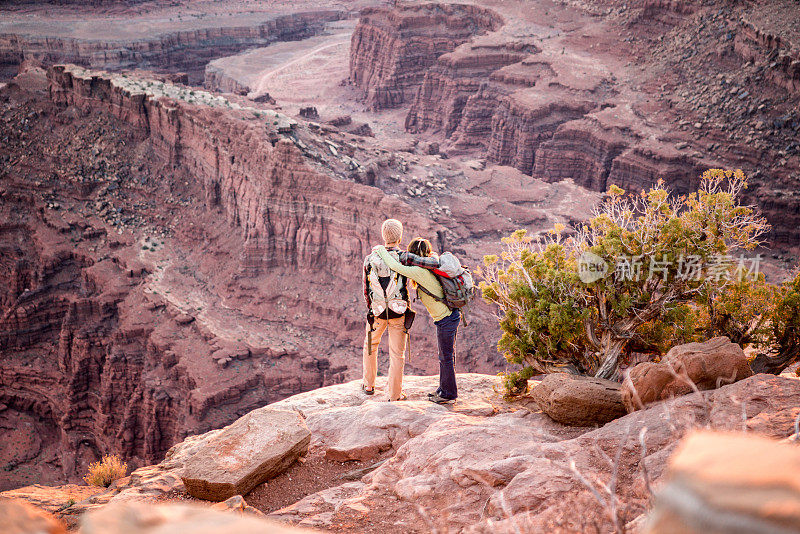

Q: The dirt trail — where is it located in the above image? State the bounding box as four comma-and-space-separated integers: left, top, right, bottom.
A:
250, 34, 352, 96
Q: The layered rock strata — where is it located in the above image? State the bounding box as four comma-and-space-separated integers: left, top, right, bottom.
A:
350, 0, 800, 243
735, 10, 800, 95
349, 3, 503, 110
0, 11, 346, 83
47, 64, 433, 280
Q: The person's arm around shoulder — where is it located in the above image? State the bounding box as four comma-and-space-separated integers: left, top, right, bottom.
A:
375, 246, 426, 284
400, 250, 440, 270
376, 246, 444, 298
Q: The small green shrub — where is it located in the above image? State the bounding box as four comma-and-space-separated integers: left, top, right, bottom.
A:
56, 499, 76, 512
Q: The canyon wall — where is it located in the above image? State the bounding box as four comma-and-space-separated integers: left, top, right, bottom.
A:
734, 16, 800, 96
405, 44, 535, 138
349, 1, 800, 244
349, 2, 503, 110
47, 65, 434, 276
202, 65, 251, 95
0, 11, 346, 83
0, 64, 447, 488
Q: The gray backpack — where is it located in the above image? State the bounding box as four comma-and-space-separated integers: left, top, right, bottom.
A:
416, 252, 476, 318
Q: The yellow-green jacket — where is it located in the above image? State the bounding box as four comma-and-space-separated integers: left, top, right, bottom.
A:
375, 245, 452, 322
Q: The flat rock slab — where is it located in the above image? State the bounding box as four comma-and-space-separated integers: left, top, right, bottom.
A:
0, 484, 105, 529
531, 373, 627, 426
180, 408, 310, 501
290, 375, 515, 462
268, 374, 511, 418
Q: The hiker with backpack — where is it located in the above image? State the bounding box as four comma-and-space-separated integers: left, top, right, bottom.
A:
374, 238, 475, 404
362, 219, 413, 401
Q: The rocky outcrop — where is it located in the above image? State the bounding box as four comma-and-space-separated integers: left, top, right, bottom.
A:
735, 14, 800, 96
179, 409, 311, 501
5, 373, 800, 532
533, 117, 633, 190
606, 144, 714, 197
530, 373, 627, 427
485, 94, 596, 175
644, 431, 800, 533
0, 11, 346, 83
269, 373, 800, 532
405, 43, 533, 135
349, 3, 503, 110
203, 65, 251, 95
622, 337, 754, 412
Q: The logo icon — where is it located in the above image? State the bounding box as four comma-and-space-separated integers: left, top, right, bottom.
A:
578, 251, 609, 283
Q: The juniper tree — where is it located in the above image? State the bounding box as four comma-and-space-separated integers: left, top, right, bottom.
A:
480, 170, 770, 388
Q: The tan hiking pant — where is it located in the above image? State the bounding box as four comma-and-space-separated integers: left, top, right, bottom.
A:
363, 316, 407, 400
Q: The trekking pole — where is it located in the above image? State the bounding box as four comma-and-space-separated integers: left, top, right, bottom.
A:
367, 311, 375, 354
405, 330, 411, 364
403, 308, 416, 365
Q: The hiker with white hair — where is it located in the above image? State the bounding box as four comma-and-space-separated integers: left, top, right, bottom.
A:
361, 219, 412, 401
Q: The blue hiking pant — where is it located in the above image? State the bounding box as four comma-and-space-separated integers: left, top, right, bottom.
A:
434, 308, 460, 399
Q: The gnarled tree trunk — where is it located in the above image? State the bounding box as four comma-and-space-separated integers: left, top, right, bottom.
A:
749, 347, 800, 375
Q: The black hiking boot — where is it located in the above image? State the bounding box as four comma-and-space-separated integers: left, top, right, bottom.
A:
427, 392, 456, 404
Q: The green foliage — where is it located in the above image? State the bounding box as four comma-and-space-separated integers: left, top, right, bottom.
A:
739, 271, 800, 373
483, 230, 592, 376
702, 273, 778, 349
480, 169, 772, 387
772, 272, 800, 348
632, 302, 704, 355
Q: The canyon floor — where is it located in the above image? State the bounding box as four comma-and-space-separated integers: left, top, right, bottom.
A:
1, 0, 799, 524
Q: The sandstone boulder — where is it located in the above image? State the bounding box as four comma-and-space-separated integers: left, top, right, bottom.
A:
179, 408, 311, 501
211, 495, 265, 517
530, 373, 627, 426
622, 337, 753, 411
81, 501, 313, 534
105, 465, 184, 503
644, 430, 800, 533
0, 497, 66, 534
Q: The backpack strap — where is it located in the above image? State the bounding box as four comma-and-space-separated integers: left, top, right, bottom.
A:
417, 283, 450, 307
